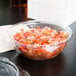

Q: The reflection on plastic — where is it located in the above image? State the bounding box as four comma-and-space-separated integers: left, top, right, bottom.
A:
18, 67, 30, 76
0, 57, 19, 76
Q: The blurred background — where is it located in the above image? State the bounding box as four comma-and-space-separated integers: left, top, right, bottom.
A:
0, 0, 27, 25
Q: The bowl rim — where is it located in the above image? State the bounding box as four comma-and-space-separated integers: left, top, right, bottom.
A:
0, 57, 19, 76
9, 20, 73, 46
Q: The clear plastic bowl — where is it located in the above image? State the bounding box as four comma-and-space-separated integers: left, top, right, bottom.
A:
9, 21, 73, 60
0, 57, 19, 76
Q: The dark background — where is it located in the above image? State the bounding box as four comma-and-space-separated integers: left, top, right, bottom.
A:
0, 0, 76, 76
0, 0, 27, 25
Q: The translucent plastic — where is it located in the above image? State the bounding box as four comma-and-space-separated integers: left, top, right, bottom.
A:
9, 20, 73, 60
0, 57, 19, 76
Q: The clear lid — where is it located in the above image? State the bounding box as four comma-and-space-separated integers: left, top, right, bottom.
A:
0, 57, 19, 76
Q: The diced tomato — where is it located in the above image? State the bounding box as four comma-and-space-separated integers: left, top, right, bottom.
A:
48, 39, 53, 44
31, 29, 34, 32
50, 29, 53, 32
60, 31, 67, 38
24, 32, 30, 37
36, 27, 40, 30
36, 35, 41, 39
18, 46, 23, 52
21, 40, 31, 44
14, 32, 21, 36
35, 49, 42, 55
20, 28, 24, 32
52, 51, 57, 56
13, 33, 22, 41
60, 38, 66, 41
20, 40, 24, 43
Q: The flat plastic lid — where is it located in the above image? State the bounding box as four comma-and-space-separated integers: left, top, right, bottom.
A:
0, 57, 19, 76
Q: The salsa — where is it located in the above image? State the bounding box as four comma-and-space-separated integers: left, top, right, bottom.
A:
13, 27, 67, 60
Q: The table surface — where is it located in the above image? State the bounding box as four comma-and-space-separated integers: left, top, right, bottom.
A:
0, 0, 76, 76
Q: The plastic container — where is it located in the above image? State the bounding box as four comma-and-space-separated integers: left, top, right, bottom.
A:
9, 20, 73, 60
0, 57, 19, 76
